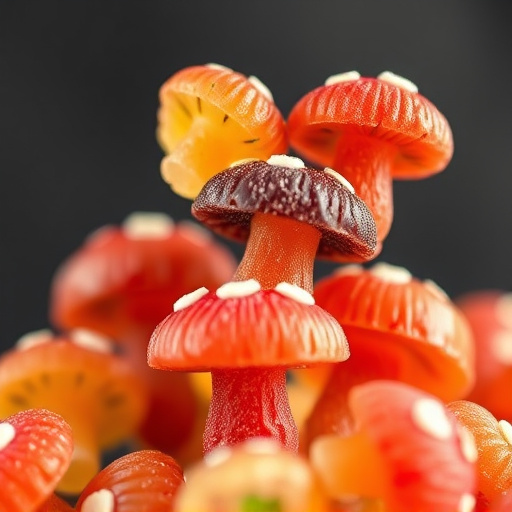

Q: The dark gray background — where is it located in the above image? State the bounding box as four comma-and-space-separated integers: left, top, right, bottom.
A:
1, 1, 511, 349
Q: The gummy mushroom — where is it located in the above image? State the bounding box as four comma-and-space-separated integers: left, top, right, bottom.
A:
0, 409, 73, 512
192, 154, 378, 293
158, 63, 288, 198
455, 290, 512, 422
75, 450, 184, 512
0, 329, 147, 495
49, 212, 236, 455
446, 400, 512, 510
310, 380, 477, 512
287, 71, 453, 245
304, 262, 475, 445
175, 438, 329, 512
148, 279, 349, 454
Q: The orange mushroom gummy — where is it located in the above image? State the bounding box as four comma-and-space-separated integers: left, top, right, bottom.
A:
305, 262, 475, 445
49, 211, 237, 456
287, 71, 453, 245
0, 408, 73, 512
148, 279, 349, 454
37, 494, 74, 512
157, 63, 288, 198
0, 329, 147, 495
455, 290, 512, 422
446, 400, 512, 510
75, 450, 184, 512
175, 438, 329, 511
310, 380, 477, 512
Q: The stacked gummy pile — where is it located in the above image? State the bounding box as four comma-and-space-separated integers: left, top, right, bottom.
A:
1, 64, 511, 512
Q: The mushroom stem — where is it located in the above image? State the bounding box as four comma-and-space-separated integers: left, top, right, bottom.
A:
203, 367, 298, 454
332, 133, 396, 243
233, 213, 321, 294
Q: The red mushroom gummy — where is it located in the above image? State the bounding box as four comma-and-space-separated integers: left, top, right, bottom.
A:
288, 71, 453, 247
148, 279, 349, 454
311, 380, 477, 512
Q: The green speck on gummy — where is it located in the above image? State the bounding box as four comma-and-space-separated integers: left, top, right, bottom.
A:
242, 495, 282, 512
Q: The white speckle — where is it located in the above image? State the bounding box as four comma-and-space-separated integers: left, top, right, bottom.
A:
324, 71, 361, 86
498, 419, 512, 446
335, 264, 364, 276
228, 157, 260, 168
411, 398, 453, 440
495, 293, 512, 330
122, 212, 174, 239
274, 282, 315, 305
370, 262, 412, 284
377, 71, 418, 93
243, 437, 282, 454
267, 154, 305, 169
204, 445, 232, 467
457, 425, 478, 463
81, 489, 115, 512
424, 279, 449, 300
205, 63, 233, 72
173, 287, 209, 312
324, 167, 355, 193
216, 279, 261, 299
70, 329, 113, 353
458, 493, 475, 512
15, 329, 53, 350
248, 75, 274, 102
0, 423, 15, 451
491, 331, 512, 365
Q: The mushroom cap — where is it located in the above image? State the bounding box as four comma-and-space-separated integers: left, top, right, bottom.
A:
287, 74, 453, 179
175, 438, 329, 512
75, 450, 184, 512
0, 331, 147, 449
192, 158, 377, 262
314, 263, 475, 401
148, 281, 349, 371
157, 64, 287, 198
0, 409, 73, 512
50, 213, 236, 341
455, 290, 512, 421
446, 400, 512, 507
349, 381, 476, 512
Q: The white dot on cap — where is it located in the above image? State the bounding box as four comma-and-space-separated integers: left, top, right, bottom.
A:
204, 445, 232, 467
267, 154, 305, 169
377, 71, 418, 93
411, 398, 453, 440
0, 423, 15, 451
173, 287, 210, 312
324, 167, 355, 194
458, 493, 476, 512
15, 329, 53, 350
70, 329, 113, 353
324, 71, 361, 86
248, 75, 274, 102
122, 212, 174, 239
81, 489, 115, 512
205, 63, 233, 72
457, 425, 478, 463
216, 279, 261, 299
498, 419, 512, 446
370, 262, 412, 284
274, 282, 315, 306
